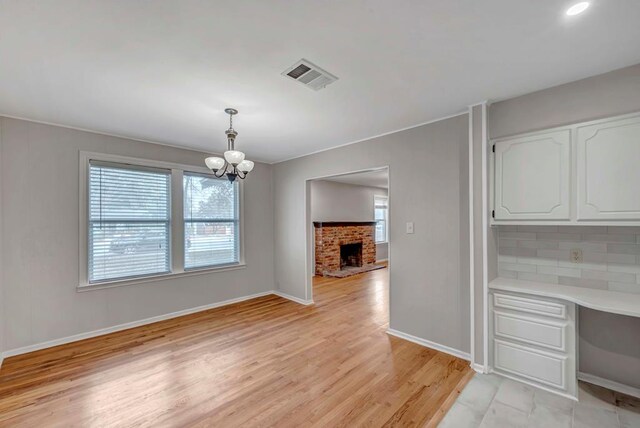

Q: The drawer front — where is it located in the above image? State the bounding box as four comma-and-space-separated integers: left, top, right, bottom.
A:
494, 311, 567, 352
494, 339, 567, 390
493, 293, 567, 319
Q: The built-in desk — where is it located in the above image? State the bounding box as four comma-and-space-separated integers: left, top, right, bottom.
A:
488, 278, 640, 400
490, 278, 640, 318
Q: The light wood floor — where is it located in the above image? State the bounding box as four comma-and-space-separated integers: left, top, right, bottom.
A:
0, 266, 472, 427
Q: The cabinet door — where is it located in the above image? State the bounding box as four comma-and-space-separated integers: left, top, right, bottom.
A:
494, 130, 571, 220
577, 114, 640, 220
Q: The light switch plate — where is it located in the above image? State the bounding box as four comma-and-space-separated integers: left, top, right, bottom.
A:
406, 222, 414, 234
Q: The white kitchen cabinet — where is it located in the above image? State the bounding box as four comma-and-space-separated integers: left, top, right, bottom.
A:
490, 290, 577, 400
491, 111, 640, 225
493, 130, 571, 221
576, 114, 640, 220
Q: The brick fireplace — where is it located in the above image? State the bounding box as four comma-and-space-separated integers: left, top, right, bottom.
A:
314, 222, 376, 276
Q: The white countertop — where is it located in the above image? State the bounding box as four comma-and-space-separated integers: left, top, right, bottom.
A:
489, 277, 640, 318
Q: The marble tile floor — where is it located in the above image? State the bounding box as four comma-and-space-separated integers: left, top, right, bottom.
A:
439, 374, 640, 428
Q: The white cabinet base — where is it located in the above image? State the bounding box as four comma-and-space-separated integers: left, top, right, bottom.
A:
494, 339, 568, 390
490, 290, 577, 399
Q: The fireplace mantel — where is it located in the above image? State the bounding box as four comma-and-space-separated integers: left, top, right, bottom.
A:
313, 221, 377, 228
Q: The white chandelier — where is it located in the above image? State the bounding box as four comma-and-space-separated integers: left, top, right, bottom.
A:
205, 108, 254, 181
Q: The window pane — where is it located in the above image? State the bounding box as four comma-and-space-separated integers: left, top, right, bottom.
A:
183, 173, 239, 269
376, 220, 386, 242
184, 174, 237, 221
88, 162, 171, 283
184, 222, 238, 268
89, 223, 170, 282
90, 165, 170, 221
374, 196, 388, 243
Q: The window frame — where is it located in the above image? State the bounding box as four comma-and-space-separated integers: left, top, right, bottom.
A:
374, 195, 389, 244
79, 151, 245, 290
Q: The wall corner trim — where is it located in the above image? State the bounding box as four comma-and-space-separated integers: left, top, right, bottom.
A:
468, 100, 490, 108
386, 329, 471, 361
272, 291, 314, 306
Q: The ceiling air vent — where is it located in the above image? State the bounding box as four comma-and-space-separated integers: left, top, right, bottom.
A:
282, 59, 338, 91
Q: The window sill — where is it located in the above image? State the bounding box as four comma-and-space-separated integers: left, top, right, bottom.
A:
375, 241, 389, 245
77, 263, 247, 292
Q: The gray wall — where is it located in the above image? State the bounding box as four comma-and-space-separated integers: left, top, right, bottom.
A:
0, 117, 276, 352
310, 180, 389, 261
310, 180, 387, 222
488, 63, 640, 388
490, 63, 640, 140
274, 115, 471, 355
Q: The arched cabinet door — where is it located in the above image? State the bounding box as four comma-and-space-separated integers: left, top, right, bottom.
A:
493, 130, 571, 221
577, 114, 640, 220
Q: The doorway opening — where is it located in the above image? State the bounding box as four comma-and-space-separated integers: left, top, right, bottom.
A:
305, 167, 390, 302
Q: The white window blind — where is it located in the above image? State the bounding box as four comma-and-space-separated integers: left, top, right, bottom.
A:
183, 173, 239, 269
374, 196, 388, 243
89, 161, 171, 283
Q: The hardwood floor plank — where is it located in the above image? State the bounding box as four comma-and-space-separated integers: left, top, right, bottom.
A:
0, 266, 472, 427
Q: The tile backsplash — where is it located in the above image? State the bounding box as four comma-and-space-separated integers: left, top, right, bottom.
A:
497, 226, 640, 294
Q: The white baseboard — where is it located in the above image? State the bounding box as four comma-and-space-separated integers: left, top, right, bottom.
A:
3, 291, 276, 358
386, 328, 471, 361
578, 372, 640, 399
376, 258, 389, 263
472, 363, 488, 374
272, 290, 314, 306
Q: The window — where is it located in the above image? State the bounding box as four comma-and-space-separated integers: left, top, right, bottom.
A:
81, 153, 245, 288
374, 195, 388, 243
88, 161, 171, 283
183, 173, 240, 269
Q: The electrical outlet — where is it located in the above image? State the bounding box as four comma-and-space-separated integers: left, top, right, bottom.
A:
570, 248, 583, 263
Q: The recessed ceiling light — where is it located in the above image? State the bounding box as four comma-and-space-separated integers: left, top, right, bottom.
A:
566, 2, 590, 16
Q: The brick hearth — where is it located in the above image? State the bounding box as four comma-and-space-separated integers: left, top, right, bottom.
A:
314, 221, 376, 276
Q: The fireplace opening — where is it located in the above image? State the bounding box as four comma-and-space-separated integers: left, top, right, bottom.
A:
340, 242, 363, 269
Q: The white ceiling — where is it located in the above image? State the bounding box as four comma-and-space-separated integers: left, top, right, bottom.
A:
321, 169, 389, 189
1, 1, 639, 163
